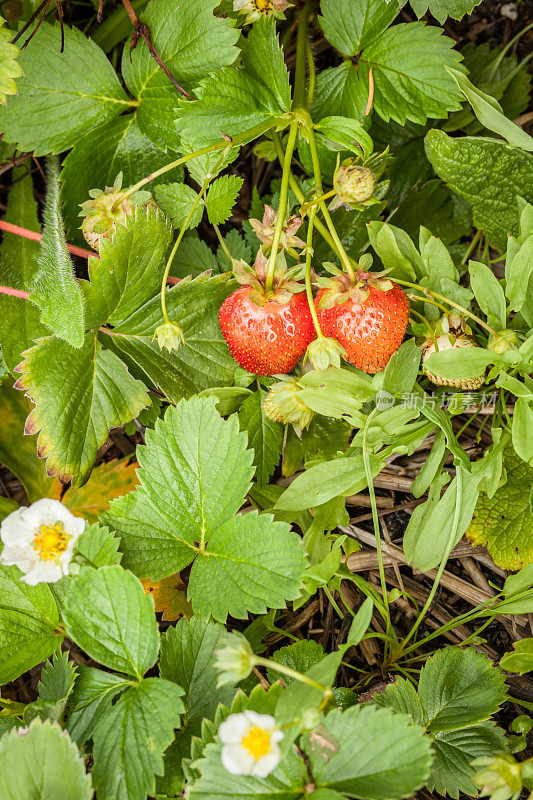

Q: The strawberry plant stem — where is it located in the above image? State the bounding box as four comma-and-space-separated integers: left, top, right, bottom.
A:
362, 409, 390, 628
397, 468, 463, 657
0, 218, 95, 259
304, 206, 325, 339
255, 656, 331, 696
0, 284, 30, 299
264, 119, 299, 294
114, 120, 275, 210
292, 1, 312, 109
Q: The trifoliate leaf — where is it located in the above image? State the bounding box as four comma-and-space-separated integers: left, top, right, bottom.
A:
176, 19, 291, 146
63, 565, 159, 678
153, 183, 204, 229
141, 573, 192, 621
429, 724, 508, 798
104, 397, 306, 621
410, 0, 482, 22
0, 563, 61, 685
206, 175, 244, 225
0, 383, 60, 502
0, 21, 129, 155
91, 678, 184, 800
319, 0, 399, 55
67, 666, 131, 746
238, 388, 283, 485
60, 114, 184, 244
63, 461, 139, 524
357, 23, 464, 125
160, 617, 236, 735
171, 234, 219, 279
467, 445, 533, 569
82, 206, 173, 328
123, 0, 239, 149
0, 170, 48, 374
189, 511, 306, 621
0, 719, 92, 799
418, 648, 507, 733
30, 157, 84, 348
15, 333, 149, 486
107, 273, 237, 403
307, 705, 432, 799
425, 130, 533, 251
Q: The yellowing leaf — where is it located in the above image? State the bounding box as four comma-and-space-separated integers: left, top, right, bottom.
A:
467, 446, 533, 570
63, 458, 139, 523
141, 574, 192, 622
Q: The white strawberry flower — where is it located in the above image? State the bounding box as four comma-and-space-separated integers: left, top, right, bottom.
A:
219, 711, 283, 777
0, 499, 85, 585
233, 0, 291, 24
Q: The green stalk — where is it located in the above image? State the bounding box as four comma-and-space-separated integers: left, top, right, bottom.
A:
160, 171, 216, 325
264, 119, 299, 293
305, 206, 325, 339
306, 125, 356, 282
255, 656, 331, 696
114, 119, 275, 210
293, 1, 312, 109
306, 38, 316, 108
362, 409, 390, 623
398, 469, 464, 655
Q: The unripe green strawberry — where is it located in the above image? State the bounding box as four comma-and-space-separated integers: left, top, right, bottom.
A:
79, 172, 154, 252
333, 160, 376, 209
488, 329, 519, 354
422, 333, 484, 390
263, 378, 314, 428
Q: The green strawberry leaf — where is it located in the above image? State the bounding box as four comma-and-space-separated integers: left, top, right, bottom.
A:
319, 0, 400, 56
0, 382, 59, 502
467, 444, 533, 569
0, 562, 62, 685
154, 183, 204, 229
91, 677, 184, 800
306, 705, 432, 799
206, 175, 244, 225
0, 22, 129, 155
425, 130, 533, 250
267, 640, 325, 685
30, 157, 84, 348
60, 114, 184, 244
82, 206, 173, 329
238, 388, 284, 486
410, 0, 482, 22
67, 666, 132, 746
63, 565, 159, 678
104, 397, 306, 621
107, 273, 237, 403
0, 170, 47, 374
123, 0, 239, 149
357, 23, 463, 125
310, 61, 368, 122
160, 616, 236, 736
176, 20, 291, 147
15, 332, 150, 486
501, 639, 533, 675
0, 719, 92, 799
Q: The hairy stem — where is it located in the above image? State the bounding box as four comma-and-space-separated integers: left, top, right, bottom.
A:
304, 206, 324, 338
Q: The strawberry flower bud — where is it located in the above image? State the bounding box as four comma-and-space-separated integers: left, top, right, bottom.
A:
263, 378, 314, 429
488, 329, 519, 354
215, 631, 257, 686
233, 0, 292, 24
155, 321, 185, 353
305, 336, 347, 371
331, 160, 376, 211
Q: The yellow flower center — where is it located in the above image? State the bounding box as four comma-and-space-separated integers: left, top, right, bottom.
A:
33, 521, 71, 561
241, 726, 272, 761
254, 0, 274, 11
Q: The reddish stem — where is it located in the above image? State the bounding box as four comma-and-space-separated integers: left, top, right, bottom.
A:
0, 284, 30, 299
0, 219, 95, 259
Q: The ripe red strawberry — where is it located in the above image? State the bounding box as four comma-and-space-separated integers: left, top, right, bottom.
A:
315, 272, 409, 374
219, 287, 314, 375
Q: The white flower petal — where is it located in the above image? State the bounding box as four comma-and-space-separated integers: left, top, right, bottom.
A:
221, 743, 255, 775
0, 507, 36, 547
21, 561, 63, 585
271, 729, 284, 744
218, 713, 253, 744
251, 746, 281, 778
28, 499, 85, 538
243, 711, 277, 730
